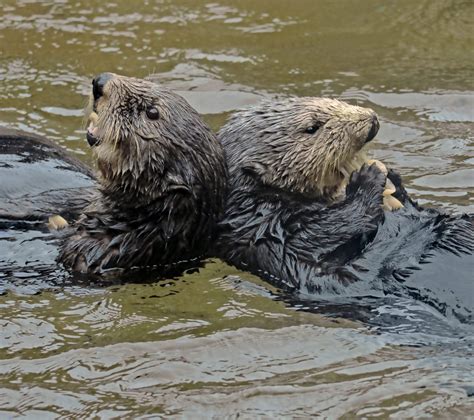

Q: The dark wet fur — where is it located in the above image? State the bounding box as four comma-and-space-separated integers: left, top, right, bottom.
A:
0, 127, 95, 222
0, 127, 95, 291
1, 91, 472, 326
0, 75, 227, 279
213, 101, 474, 324
59, 76, 227, 275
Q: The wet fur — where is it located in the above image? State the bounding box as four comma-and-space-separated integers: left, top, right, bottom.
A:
59, 75, 227, 275
214, 98, 474, 323
220, 97, 376, 199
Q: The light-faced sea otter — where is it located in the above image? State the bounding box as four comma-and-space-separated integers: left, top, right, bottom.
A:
214, 97, 474, 323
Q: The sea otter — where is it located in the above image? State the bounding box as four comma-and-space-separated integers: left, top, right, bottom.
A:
0, 73, 227, 281
2, 79, 472, 323
214, 97, 474, 323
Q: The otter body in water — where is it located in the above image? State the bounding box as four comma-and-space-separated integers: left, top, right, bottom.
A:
214, 98, 474, 323
59, 73, 227, 275
0, 73, 227, 283
1, 77, 472, 323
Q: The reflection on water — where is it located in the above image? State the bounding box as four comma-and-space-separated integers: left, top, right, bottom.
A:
0, 0, 473, 416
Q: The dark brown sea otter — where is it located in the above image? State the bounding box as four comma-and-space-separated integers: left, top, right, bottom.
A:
57, 73, 227, 275
214, 97, 474, 323
0, 74, 227, 287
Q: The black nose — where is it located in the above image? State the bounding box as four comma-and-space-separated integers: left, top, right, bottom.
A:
366, 114, 379, 143
92, 73, 113, 101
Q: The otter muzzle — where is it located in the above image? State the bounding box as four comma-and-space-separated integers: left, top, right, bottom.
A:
86, 129, 101, 147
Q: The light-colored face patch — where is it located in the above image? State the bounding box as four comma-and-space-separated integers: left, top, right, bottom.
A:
219, 97, 380, 200
84, 74, 189, 185
82, 73, 224, 205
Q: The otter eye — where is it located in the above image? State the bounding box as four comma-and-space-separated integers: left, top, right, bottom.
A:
146, 106, 160, 120
305, 124, 321, 134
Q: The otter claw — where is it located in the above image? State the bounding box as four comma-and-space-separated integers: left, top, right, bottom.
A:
383, 178, 396, 196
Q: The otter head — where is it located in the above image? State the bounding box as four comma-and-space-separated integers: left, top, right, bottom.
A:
86, 73, 226, 208
219, 97, 379, 200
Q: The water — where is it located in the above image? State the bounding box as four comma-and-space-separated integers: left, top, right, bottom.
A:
1, 0, 473, 417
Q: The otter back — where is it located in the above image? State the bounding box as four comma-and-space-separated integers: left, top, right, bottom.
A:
0, 127, 96, 292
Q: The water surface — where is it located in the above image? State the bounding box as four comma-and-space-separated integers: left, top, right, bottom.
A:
0, 0, 473, 417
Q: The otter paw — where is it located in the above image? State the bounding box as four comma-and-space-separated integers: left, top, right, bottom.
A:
346, 163, 386, 199
367, 160, 405, 212
387, 168, 411, 204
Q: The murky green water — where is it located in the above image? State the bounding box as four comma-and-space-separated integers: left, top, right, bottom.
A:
1, 0, 473, 417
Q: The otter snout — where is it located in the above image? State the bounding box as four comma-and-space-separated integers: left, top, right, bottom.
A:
365, 114, 379, 143
92, 73, 113, 101
87, 73, 114, 147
